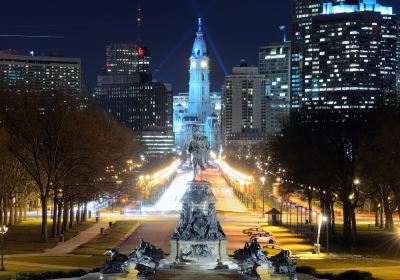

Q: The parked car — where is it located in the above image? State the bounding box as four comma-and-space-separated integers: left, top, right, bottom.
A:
262, 244, 294, 257
242, 227, 267, 236
250, 233, 276, 244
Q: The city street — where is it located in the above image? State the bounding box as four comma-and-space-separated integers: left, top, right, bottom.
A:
119, 171, 311, 256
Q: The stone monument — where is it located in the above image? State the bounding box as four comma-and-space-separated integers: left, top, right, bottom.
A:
169, 128, 229, 268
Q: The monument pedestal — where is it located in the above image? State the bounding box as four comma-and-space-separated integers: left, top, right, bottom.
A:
169, 239, 228, 264
167, 180, 230, 269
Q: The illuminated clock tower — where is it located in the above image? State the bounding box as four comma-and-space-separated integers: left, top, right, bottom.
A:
173, 18, 221, 152
188, 18, 211, 122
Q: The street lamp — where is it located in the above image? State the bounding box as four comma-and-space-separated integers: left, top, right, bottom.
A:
261, 176, 266, 217
0, 225, 8, 271
314, 214, 328, 254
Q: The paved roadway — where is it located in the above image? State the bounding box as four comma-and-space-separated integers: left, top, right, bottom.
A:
119, 172, 261, 255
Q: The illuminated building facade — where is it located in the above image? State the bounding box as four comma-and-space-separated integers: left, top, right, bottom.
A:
291, 0, 322, 111
302, 0, 398, 122
139, 130, 175, 158
94, 3, 174, 157
222, 61, 267, 147
95, 76, 172, 131
173, 19, 221, 151
0, 50, 81, 95
259, 42, 291, 135
105, 43, 150, 78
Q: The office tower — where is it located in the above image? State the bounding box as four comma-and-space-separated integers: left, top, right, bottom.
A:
291, 0, 323, 111
222, 61, 267, 147
302, 0, 398, 122
95, 76, 172, 131
0, 50, 81, 95
94, 5, 174, 157
259, 42, 291, 135
105, 43, 150, 78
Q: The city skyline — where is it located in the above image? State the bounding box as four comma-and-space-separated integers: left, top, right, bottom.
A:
1, 0, 398, 93
0, 0, 293, 93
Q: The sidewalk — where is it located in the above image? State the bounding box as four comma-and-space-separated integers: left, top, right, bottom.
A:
5, 217, 120, 258
43, 221, 112, 255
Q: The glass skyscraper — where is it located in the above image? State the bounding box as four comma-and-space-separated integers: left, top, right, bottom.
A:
259, 42, 291, 135
291, 0, 323, 111
302, 0, 397, 122
291, 0, 398, 123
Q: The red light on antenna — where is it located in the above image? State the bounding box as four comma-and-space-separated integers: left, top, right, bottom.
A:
138, 47, 144, 57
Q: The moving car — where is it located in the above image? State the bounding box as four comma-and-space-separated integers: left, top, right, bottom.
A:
242, 227, 267, 236
250, 233, 276, 244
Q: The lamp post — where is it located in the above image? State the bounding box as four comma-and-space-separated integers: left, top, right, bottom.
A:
296, 206, 299, 234
261, 176, 266, 217
326, 216, 329, 254
314, 213, 327, 254
248, 176, 256, 211
0, 225, 9, 271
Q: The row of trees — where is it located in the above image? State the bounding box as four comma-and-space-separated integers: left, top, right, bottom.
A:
271, 107, 400, 245
0, 91, 140, 242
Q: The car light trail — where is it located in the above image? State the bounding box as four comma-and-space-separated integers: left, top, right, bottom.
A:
142, 172, 192, 212
152, 159, 181, 181
216, 159, 251, 183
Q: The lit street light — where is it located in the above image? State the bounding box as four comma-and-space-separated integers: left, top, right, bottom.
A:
261, 176, 266, 217
314, 213, 328, 255
0, 225, 8, 271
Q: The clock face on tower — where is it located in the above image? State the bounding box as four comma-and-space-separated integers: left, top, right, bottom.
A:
201, 60, 208, 68
191, 61, 196, 68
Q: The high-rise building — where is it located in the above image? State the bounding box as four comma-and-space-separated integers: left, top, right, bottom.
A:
105, 43, 150, 77
0, 50, 81, 95
301, 0, 398, 122
291, 0, 322, 111
259, 42, 291, 135
173, 19, 221, 151
94, 5, 174, 158
222, 61, 267, 147
95, 75, 172, 131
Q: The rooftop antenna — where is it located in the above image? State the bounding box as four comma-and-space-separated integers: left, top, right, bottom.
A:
137, 0, 142, 43
279, 25, 286, 42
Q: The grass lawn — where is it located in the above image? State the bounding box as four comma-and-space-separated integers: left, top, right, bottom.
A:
73, 220, 139, 256
0, 219, 139, 279
4, 218, 95, 255
0, 264, 65, 280
6, 255, 105, 269
259, 225, 315, 254
321, 224, 400, 257
299, 258, 400, 280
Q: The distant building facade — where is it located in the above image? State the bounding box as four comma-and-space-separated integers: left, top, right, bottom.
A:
139, 129, 175, 158
95, 74, 172, 131
259, 42, 291, 135
301, 0, 398, 123
222, 61, 268, 147
173, 19, 221, 151
291, 0, 323, 112
94, 43, 173, 158
105, 43, 150, 77
0, 50, 81, 95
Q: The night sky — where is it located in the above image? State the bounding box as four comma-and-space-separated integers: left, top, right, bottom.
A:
0, 0, 398, 93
